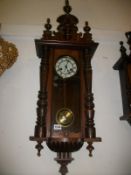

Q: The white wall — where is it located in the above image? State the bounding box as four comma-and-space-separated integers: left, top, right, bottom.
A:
0, 0, 131, 175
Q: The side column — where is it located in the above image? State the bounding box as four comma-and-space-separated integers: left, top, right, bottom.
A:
30, 46, 49, 156
83, 48, 101, 156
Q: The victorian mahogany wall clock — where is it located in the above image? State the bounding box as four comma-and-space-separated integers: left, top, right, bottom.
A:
30, 0, 101, 174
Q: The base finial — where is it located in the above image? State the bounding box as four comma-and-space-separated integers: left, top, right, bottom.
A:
55, 152, 74, 175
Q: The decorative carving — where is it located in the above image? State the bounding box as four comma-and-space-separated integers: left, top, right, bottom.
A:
41, 0, 93, 42
56, 0, 78, 40
47, 139, 83, 153
0, 38, 18, 76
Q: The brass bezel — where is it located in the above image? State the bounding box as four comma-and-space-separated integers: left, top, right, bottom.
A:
56, 108, 74, 127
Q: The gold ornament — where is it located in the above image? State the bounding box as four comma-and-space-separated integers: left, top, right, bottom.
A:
0, 38, 18, 76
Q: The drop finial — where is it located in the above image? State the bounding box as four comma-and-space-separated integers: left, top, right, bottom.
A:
35, 141, 44, 157
87, 142, 94, 157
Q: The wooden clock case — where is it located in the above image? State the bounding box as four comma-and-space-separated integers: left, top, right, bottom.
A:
113, 31, 131, 125
30, 0, 101, 174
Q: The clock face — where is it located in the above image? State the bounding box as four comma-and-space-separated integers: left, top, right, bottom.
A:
55, 56, 77, 79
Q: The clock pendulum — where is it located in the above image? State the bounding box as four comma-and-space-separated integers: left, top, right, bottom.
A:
30, 0, 101, 174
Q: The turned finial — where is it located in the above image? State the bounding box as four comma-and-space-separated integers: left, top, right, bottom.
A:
64, 0, 72, 14
83, 21, 91, 33
120, 41, 127, 58
125, 31, 131, 44
45, 18, 52, 31
125, 31, 131, 54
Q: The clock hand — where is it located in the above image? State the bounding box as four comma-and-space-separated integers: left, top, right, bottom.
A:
65, 60, 72, 72
57, 67, 63, 72
65, 60, 69, 69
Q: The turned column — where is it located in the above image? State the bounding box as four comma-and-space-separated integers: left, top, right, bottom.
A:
30, 46, 49, 156
84, 48, 96, 139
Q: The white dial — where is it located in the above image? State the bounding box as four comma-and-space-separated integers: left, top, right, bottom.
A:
55, 56, 77, 79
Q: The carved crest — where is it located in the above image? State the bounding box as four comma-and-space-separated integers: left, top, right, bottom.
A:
42, 0, 93, 42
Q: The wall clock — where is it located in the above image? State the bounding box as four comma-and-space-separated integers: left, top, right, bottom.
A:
30, 0, 101, 174
113, 31, 131, 125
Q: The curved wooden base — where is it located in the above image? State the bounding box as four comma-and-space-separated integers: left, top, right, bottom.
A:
47, 137, 84, 153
